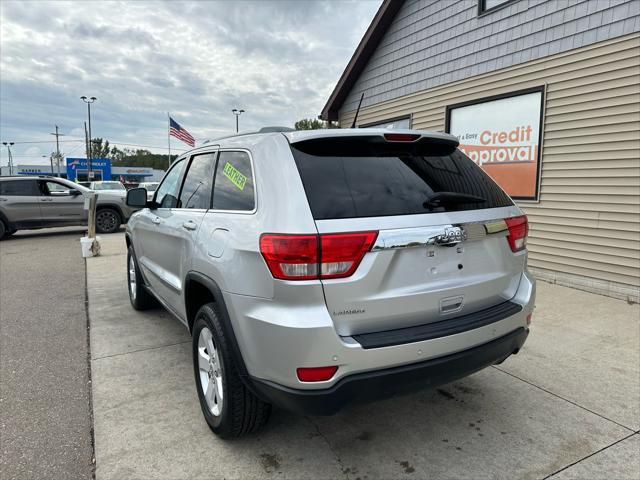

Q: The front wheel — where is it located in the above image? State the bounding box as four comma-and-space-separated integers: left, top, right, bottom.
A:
192, 303, 271, 438
95, 208, 121, 234
127, 247, 157, 310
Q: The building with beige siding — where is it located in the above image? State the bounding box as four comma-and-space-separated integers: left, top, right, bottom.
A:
321, 0, 640, 302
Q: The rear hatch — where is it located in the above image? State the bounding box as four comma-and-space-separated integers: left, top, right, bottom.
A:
288, 131, 526, 337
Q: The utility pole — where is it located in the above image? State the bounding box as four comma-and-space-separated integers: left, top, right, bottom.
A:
2, 142, 14, 175
50, 125, 64, 176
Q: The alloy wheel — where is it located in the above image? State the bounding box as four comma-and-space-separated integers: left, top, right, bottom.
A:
128, 255, 136, 301
197, 327, 224, 416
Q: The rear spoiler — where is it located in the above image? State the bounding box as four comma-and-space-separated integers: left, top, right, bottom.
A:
285, 129, 460, 157
284, 128, 458, 145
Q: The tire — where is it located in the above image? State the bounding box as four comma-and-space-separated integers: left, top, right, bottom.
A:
192, 303, 271, 438
0, 220, 5, 240
127, 247, 158, 310
96, 208, 121, 234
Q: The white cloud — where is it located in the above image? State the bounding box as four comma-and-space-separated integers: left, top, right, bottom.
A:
0, 0, 380, 165
24, 146, 42, 157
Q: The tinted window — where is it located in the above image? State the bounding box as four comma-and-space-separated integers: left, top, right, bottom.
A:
0, 180, 40, 196
179, 153, 217, 209
212, 151, 255, 211
155, 159, 184, 208
291, 141, 513, 220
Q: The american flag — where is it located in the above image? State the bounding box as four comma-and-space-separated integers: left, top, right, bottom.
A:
169, 117, 195, 147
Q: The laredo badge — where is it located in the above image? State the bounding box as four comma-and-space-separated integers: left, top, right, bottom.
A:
223, 162, 247, 191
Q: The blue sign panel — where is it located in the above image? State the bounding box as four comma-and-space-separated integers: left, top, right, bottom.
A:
66, 158, 112, 181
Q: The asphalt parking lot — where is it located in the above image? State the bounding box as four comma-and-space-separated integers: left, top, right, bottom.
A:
0, 227, 93, 480
87, 232, 639, 480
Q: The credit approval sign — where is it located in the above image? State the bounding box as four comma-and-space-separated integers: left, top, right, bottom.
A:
446, 87, 544, 200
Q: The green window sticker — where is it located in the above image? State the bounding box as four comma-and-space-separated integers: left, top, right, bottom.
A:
222, 161, 247, 191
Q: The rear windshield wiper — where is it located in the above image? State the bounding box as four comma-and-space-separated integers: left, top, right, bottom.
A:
423, 192, 486, 209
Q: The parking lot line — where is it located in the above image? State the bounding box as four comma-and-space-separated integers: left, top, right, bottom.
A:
545, 433, 639, 479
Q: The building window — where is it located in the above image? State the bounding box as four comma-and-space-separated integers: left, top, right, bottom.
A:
362, 116, 411, 130
478, 0, 515, 15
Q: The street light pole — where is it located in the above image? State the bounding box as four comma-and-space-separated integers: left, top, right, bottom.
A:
232, 109, 245, 133
2, 142, 14, 175
81, 96, 97, 179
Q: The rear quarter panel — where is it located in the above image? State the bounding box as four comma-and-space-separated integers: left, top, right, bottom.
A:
191, 134, 319, 298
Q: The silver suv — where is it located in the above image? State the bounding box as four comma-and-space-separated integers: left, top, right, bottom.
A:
125, 128, 535, 438
0, 176, 137, 239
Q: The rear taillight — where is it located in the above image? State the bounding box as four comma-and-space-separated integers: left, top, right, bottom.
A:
260, 231, 377, 280
505, 215, 528, 252
319, 232, 378, 279
259, 234, 319, 280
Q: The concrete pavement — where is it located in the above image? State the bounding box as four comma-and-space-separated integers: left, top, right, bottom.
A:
88, 232, 640, 480
0, 227, 94, 480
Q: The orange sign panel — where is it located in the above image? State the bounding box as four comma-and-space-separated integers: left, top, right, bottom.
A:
447, 89, 543, 200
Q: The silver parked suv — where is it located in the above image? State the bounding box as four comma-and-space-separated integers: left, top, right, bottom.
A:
125, 128, 535, 438
0, 176, 137, 239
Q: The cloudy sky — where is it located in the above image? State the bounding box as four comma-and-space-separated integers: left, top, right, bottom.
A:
0, 0, 380, 165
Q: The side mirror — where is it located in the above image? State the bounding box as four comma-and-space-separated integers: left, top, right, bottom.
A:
69, 189, 82, 196
126, 188, 148, 207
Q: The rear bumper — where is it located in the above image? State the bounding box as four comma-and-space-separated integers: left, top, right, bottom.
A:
249, 327, 528, 415
225, 270, 535, 390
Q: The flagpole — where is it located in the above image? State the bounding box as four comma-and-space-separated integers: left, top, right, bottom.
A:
167, 113, 171, 168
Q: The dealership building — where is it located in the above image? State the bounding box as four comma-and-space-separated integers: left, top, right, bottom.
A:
0, 158, 165, 183
321, 0, 640, 301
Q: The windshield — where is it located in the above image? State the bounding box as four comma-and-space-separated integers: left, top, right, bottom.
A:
93, 182, 125, 191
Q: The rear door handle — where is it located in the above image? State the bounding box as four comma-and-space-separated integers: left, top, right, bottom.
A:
0, 198, 7, 202
152, 216, 162, 225
182, 220, 198, 231
39, 198, 53, 202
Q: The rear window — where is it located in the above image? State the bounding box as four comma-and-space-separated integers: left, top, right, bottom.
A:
290, 137, 513, 220
0, 180, 40, 196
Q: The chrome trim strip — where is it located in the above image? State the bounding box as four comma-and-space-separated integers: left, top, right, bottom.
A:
139, 256, 182, 293
372, 219, 508, 251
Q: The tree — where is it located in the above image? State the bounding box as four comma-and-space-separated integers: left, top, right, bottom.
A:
111, 148, 177, 170
87, 139, 178, 170
108, 145, 127, 163
50, 151, 64, 173
90, 138, 111, 159
87, 138, 179, 170
294, 118, 327, 130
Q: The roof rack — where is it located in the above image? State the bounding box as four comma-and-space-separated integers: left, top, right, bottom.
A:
203, 126, 296, 144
